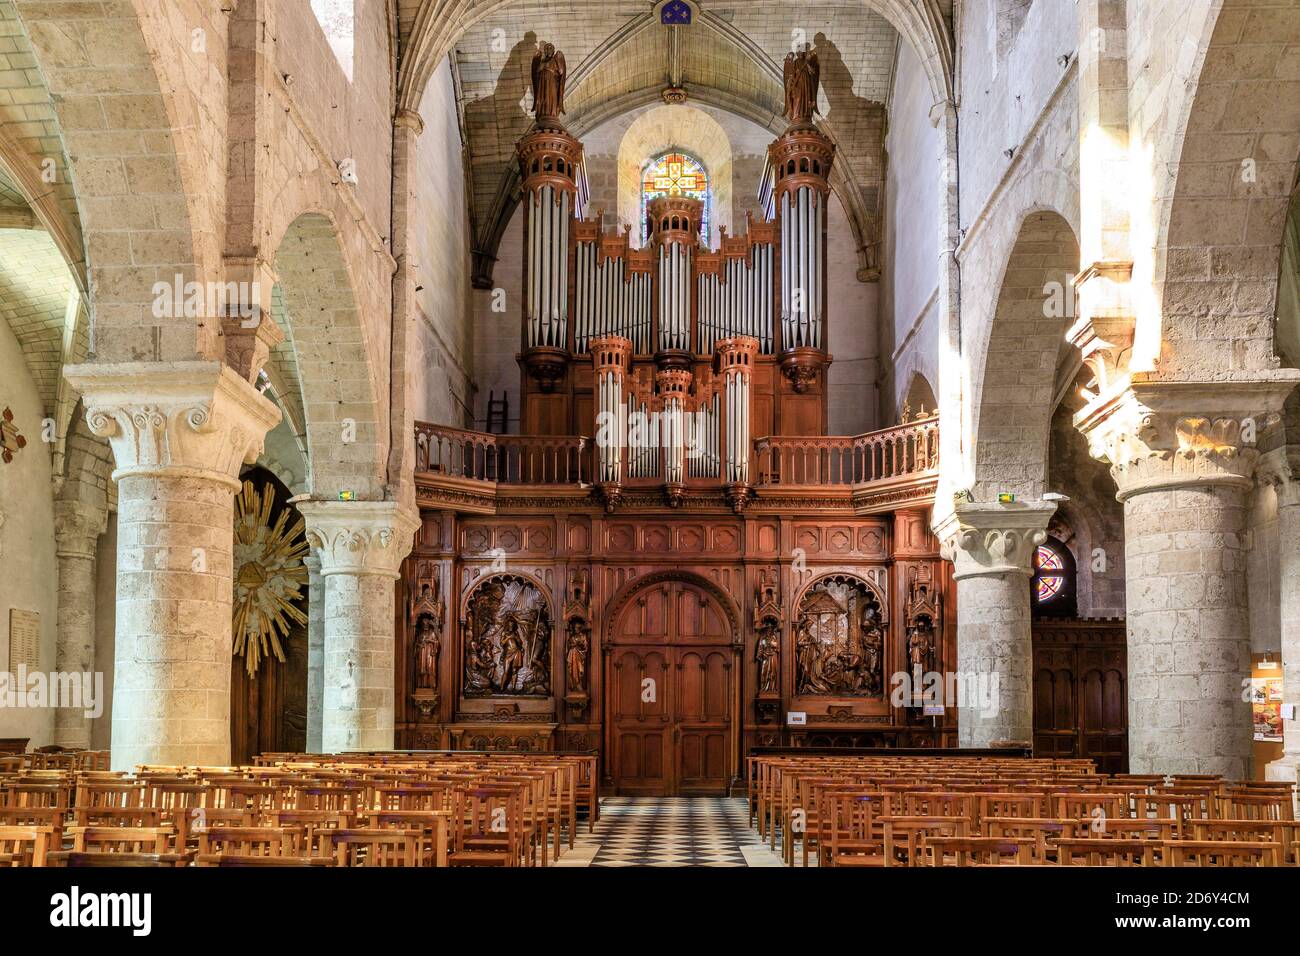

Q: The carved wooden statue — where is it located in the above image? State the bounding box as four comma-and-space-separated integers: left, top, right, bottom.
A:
410, 573, 445, 691
565, 618, 590, 693
755, 624, 779, 695
904, 567, 941, 677
531, 42, 567, 123
752, 571, 783, 697
782, 49, 820, 127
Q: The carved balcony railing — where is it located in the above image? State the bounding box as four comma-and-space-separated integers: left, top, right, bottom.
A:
414, 423, 589, 485
414, 416, 938, 512
753, 416, 939, 487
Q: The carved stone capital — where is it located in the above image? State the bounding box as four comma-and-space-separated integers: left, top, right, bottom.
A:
1073, 373, 1300, 501
53, 501, 108, 558
1257, 446, 1300, 509
63, 361, 282, 490
934, 501, 1055, 580
297, 500, 420, 578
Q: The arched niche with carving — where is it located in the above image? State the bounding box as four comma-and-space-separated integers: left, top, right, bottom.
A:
793, 573, 888, 698
462, 573, 553, 697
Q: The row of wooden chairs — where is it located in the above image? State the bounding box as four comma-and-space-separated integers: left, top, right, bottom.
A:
747, 755, 1298, 867
0, 750, 600, 867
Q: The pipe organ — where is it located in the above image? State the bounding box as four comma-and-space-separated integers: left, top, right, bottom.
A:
516, 47, 836, 499
402, 46, 954, 786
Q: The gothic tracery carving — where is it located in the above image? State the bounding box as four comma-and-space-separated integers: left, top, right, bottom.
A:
410, 562, 445, 692
752, 570, 783, 698
794, 574, 885, 697
904, 565, 941, 678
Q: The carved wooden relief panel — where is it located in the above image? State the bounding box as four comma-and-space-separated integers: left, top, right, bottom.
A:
794, 574, 887, 697
463, 575, 552, 696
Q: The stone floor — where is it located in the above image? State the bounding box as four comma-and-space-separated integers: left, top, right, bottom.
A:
553, 796, 787, 867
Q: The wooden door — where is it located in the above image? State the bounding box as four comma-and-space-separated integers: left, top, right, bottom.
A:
1032, 620, 1127, 774
607, 579, 735, 795
609, 646, 673, 795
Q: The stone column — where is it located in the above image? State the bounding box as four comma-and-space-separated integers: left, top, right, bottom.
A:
304, 554, 325, 753
298, 501, 419, 753
936, 501, 1055, 750
52, 502, 107, 749
64, 362, 281, 771
1263, 466, 1300, 783
1075, 375, 1299, 778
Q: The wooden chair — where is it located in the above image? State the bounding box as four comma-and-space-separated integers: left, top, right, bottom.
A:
67, 826, 174, 855
919, 836, 1036, 866
1164, 840, 1281, 867
47, 851, 191, 867
196, 853, 335, 867
363, 810, 450, 867
0, 825, 55, 866
448, 786, 526, 867
197, 826, 305, 858
1055, 838, 1159, 866
266, 810, 354, 857
330, 828, 421, 867
826, 791, 887, 867
880, 816, 968, 867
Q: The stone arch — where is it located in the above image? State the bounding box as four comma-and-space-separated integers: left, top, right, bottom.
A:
271, 211, 386, 500
417, 1, 954, 289
602, 569, 742, 644
902, 371, 938, 418
397, 1, 953, 116
11, 0, 223, 362
971, 209, 1081, 501
1278, 185, 1300, 368
1150, 1, 1300, 376
616, 106, 733, 244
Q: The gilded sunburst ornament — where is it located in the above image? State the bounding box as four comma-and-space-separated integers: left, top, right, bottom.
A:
232, 480, 309, 677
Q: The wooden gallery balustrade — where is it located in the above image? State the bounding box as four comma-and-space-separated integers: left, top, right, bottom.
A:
413, 415, 938, 513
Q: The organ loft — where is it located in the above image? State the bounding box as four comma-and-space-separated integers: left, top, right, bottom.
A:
404, 44, 947, 795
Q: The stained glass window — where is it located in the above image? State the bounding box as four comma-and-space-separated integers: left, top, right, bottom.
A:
641, 152, 709, 244
1033, 543, 1066, 603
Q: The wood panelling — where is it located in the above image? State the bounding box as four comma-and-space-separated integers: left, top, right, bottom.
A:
396, 508, 956, 792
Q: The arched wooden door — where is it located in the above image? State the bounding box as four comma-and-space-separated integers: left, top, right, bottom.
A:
606, 578, 736, 796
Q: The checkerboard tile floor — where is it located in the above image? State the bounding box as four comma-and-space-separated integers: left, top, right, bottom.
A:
555, 796, 786, 867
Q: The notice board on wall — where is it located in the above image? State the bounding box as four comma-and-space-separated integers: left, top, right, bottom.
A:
7, 609, 39, 672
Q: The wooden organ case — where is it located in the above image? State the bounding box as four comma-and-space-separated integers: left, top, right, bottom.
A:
402, 46, 952, 795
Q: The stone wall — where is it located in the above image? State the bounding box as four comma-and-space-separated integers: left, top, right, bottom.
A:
411, 58, 473, 427
0, 300, 56, 747
881, 39, 941, 423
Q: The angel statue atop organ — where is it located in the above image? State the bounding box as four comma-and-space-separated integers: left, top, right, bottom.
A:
530, 42, 567, 125
782, 49, 820, 127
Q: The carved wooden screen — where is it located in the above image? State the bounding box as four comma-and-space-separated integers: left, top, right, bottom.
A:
607, 578, 734, 795
1032, 619, 1127, 773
